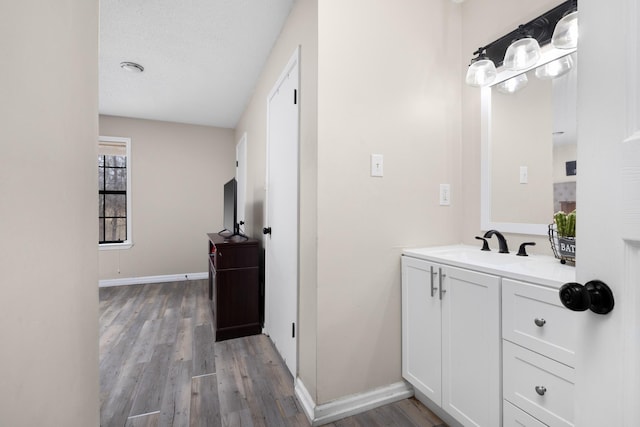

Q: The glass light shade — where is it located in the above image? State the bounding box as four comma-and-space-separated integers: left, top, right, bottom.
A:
535, 55, 573, 79
503, 37, 541, 71
496, 73, 528, 94
465, 59, 497, 87
552, 11, 578, 49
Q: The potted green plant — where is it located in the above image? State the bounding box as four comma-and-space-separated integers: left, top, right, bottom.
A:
553, 210, 576, 261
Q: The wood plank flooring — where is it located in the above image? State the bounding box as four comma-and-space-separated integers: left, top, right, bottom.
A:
99, 280, 446, 427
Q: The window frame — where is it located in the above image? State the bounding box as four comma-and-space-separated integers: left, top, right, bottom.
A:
98, 136, 133, 250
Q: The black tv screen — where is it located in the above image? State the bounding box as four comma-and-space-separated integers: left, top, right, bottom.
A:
223, 178, 237, 236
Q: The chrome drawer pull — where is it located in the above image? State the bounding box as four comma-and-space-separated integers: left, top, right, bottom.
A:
535, 386, 547, 396
534, 318, 546, 327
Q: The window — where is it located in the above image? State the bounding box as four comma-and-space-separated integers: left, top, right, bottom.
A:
99, 136, 132, 249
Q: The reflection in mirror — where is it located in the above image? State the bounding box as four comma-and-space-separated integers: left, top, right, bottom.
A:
491, 67, 553, 225
551, 56, 577, 214
481, 52, 577, 235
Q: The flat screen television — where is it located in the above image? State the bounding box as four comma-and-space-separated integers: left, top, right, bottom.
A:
222, 178, 238, 236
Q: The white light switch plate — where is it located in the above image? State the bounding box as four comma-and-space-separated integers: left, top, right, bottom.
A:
371, 154, 383, 177
440, 184, 451, 206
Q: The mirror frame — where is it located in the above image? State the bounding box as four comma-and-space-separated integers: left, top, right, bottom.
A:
480, 46, 577, 235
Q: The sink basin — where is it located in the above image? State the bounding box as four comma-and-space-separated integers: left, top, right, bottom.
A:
407, 245, 525, 267
402, 244, 575, 288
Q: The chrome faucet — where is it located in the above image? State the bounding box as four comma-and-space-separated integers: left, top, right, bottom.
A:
483, 230, 509, 253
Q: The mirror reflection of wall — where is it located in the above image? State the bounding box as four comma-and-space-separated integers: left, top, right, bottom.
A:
552, 55, 577, 213
489, 53, 577, 225
490, 68, 553, 224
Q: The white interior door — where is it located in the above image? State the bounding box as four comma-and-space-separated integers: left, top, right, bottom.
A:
574, 1, 640, 425
264, 48, 299, 377
236, 133, 247, 232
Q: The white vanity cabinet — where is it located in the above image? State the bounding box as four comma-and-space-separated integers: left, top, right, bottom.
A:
401, 255, 501, 427
502, 279, 577, 427
402, 245, 576, 427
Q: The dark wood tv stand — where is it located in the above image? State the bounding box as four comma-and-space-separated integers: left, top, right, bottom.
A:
207, 233, 261, 341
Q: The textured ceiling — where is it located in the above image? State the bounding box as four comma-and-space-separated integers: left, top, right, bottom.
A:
99, 0, 295, 128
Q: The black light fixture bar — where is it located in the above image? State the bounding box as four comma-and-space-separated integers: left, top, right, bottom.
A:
481, 0, 577, 68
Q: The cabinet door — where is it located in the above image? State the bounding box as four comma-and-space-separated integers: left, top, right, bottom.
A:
216, 267, 260, 330
441, 266, 501, 427
401, 256, 442, 405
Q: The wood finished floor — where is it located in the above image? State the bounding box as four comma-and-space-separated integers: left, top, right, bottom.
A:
99, 280, 446, 427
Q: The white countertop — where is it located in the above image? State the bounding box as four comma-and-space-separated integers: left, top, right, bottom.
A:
402, 244, 575, 289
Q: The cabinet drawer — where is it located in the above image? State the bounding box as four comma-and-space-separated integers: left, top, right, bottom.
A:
502, 279, 577, 367
503, 400, 547, 427
212, 243, 259, 270
503, 340, 575, 427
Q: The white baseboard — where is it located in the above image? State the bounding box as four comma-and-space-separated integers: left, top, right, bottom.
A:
98, 272, 208, 287
294, 377, 317, 423
294, 378, 413, 426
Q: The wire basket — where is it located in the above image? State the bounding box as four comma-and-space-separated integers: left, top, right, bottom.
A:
548, 224, 576, 265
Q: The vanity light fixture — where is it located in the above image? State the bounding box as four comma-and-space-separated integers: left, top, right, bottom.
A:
503, 28, 541, 71
552, 10, 578, 49
465, 0, 578, 87
496, 73, 528, 94
465, 48, 497, 87
120, 61, 144, 73
535, 54, 574, 79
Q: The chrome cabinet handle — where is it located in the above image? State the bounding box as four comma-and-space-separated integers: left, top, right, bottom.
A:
534, 318, 546, 327
439, 268, 446, 300
430, 266, 438, 297
535, 386, 547, 396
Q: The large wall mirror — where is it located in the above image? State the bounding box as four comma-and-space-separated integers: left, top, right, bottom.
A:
481, 48, 577, 235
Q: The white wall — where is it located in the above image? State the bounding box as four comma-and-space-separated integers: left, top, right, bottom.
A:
99, 115, 235, 281
238, 0, 463, 406
0, 1, 100, 425
315, 0, 462, 402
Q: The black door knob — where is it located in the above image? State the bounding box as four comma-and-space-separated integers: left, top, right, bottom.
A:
262, 227, 271, 235
559, 280, 615, 315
